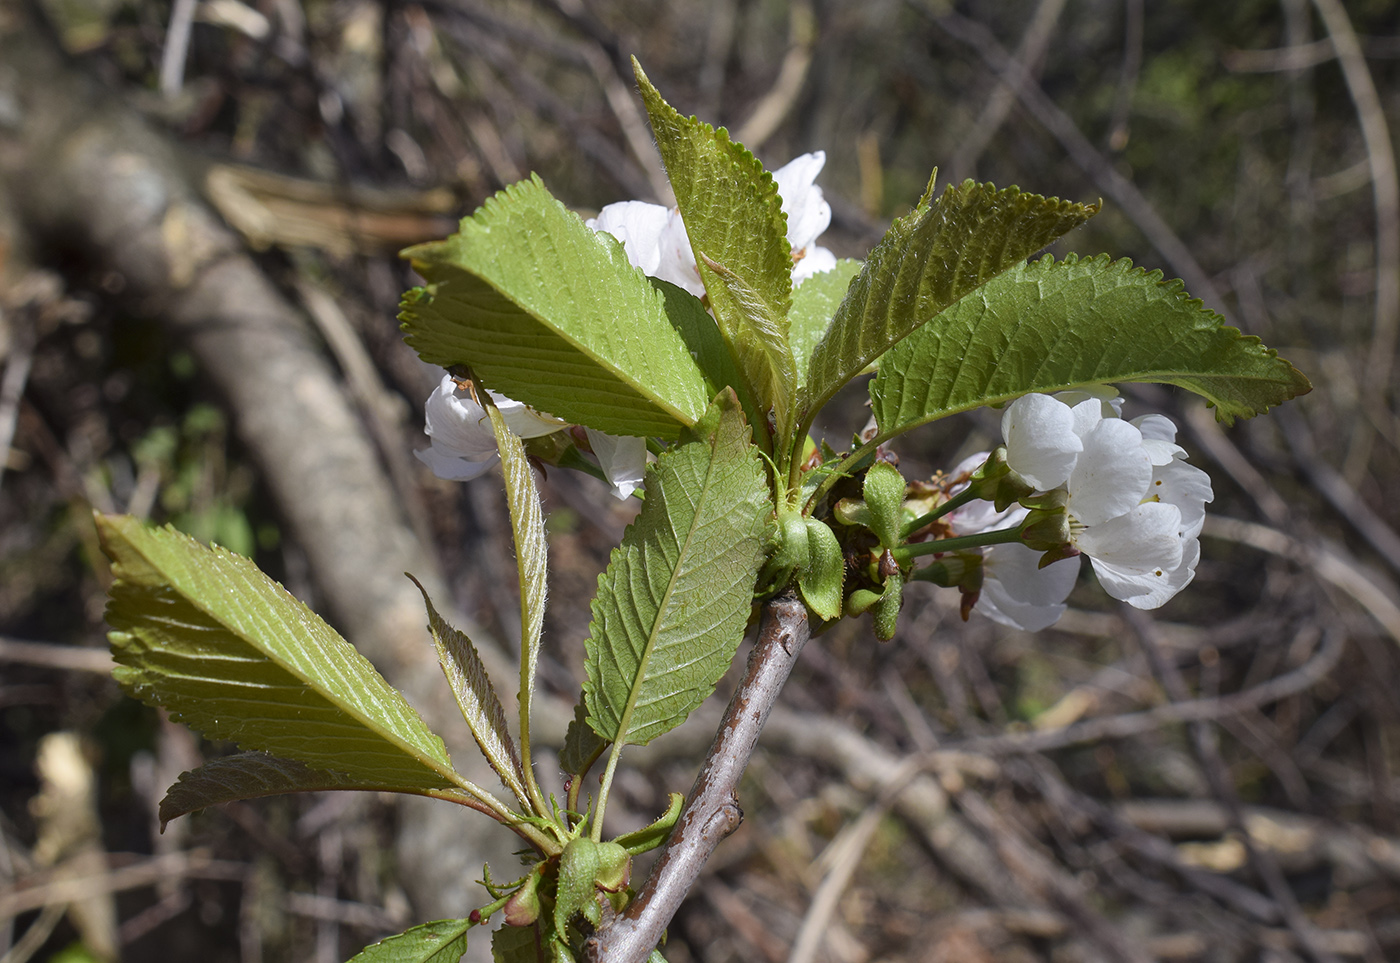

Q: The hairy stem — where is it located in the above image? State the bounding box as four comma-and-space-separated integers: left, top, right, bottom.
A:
586, 594, 811, 963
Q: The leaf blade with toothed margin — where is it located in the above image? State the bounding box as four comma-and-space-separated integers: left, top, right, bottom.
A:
583, 390, 772, 749
97, 514, 462, 794
158, 753, 480, 828
411, 577, 527, 810
870, 254, 1313, 433
634, 61, 798, 439
399, 175, 712, 439
803, 177, 1101, 419
346, 918, 479, 963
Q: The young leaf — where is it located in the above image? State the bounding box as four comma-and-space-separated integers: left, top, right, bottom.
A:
492, 921, 548, 963
399, 175, 712, 439
485, 403, 550, 815
346, 917, 477, 963
871, 254, 1313, 433
634, 61, 797, 436
804, 178, 1100, 418
411, 577, 528, 810
789, 259, 863, 389
158, 753, 479, 828
612, 792, 685, 856
98, 515, 463, 794
560, 694, 606, 778
583, 390, 771, 749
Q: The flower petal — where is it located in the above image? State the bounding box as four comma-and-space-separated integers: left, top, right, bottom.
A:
1148, 455, 1214, 540
771, 152, 832, 252
1091, 537, 1200, 609
414, 443, 498, 481
423, 375, 497, 458
491, 392, 568, 438
1003, 394, 1082, 491
792, 245, 837, 284
1075, 501, 1183, 574
587, 200, 671, 275
978, 543, 1079, 631
585, 428, 648, 500
1067, 418, 1152, 526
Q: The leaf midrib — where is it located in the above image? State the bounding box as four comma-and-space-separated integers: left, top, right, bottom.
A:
118, 532, 458, 784
610, 439, 720, 748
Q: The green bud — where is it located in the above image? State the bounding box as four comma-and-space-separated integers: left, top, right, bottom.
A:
863, 461, 907, 549
503, 863, 545, 927
872, 568, 905, 642
832, 497, 872, 529
798, 517, 844, 620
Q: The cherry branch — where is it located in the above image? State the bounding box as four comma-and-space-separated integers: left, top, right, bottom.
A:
587, 594, 811, 963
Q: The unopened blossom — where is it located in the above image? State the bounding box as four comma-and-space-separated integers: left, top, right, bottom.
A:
946, 453, 1079, 631
587, 152, 837, 292
1000, 392, 1213, 610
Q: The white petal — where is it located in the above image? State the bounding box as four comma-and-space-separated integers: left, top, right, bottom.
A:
771, 152, 832, 251
1067, 396, 1108, 438
1053, 386, 1123, 419
1131, 412, 1178, 444
490, 392, 568, 438
1091, 537, 1200, 609
1075, 501, 1183, 574
654, 211, 705, 296
1002, 394, 1081, 490
423, 375, 497, 458
414, 442, 498, 481
950, 501, 1024, 537
585, 428, 648, 500
792, 245, 837, 284
1067, 418, 1152, 526
977, 544, 1079, 631
587, 200, 671, 275
1148, 456, 1213, 540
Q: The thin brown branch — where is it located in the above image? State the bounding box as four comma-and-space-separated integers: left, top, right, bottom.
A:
930, 8, 1230, 318
587, 594, 812, 963
1309, 0, 1400, 404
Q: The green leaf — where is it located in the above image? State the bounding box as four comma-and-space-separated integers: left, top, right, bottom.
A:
560, 695, 606, 778
98, 514, 460, 793
871, 254, 1313, 433
583, 390, 771, 748
158, 753, 475, 828
612, 792, 684, 856
486, 402, 550, 814
634, 61, 797, 437
347, 918, 476, 963
804, 178, 1101, 417
492, 922, 546, 963
399, 175, 712, 439
411, 577, 527, 810
789, 259, 863, 390
863, 462, 906, 550
797, 517, 843, 621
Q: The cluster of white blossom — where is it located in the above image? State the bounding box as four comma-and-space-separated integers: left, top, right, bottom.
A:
414, 153, 836, 499
949, 389, 1213, 631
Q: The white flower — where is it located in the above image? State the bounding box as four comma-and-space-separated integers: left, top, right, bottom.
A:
415, 375, 565, 481
584, 428, 648, 501
946, 452, 1078, 631
1001, 392, 1213, 610
587, 151, 836, 291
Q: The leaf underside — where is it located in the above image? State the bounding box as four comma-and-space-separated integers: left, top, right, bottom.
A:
413, 577, 526, 808
871, 254, 1314, 432
159, 752, 474, 828
560, 694, 606, 777
634, 61, 797, 433
583, 391, 771, 748
346, 917, 477, 963
805, 178, 1101, 417
399, 175, 711, 438
98, 514, 459, 794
